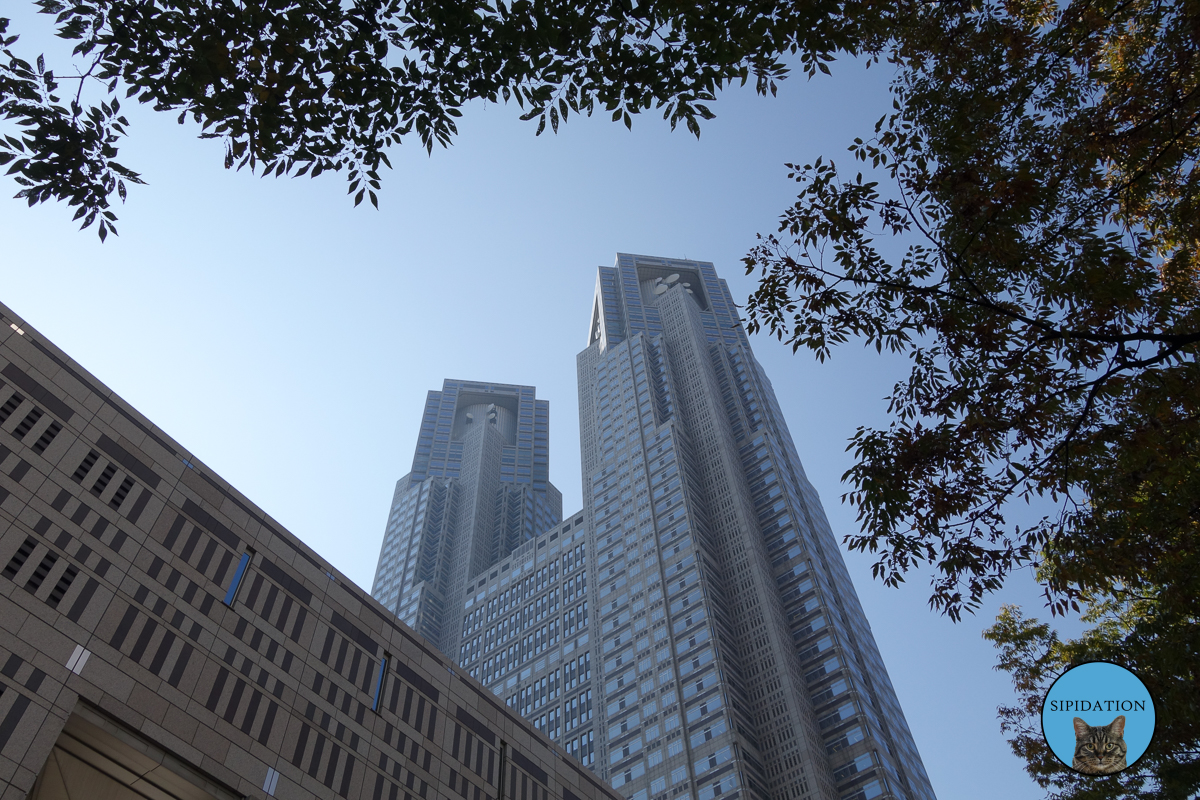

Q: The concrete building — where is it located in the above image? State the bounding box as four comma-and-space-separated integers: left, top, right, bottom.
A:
0, 302, 619, 800
381, 255, 937, 800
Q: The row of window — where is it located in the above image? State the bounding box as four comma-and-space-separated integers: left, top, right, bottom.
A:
461, 595, 590, 673
563, 730, 595, 766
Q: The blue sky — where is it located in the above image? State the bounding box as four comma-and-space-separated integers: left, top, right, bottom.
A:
3, 7, 1082, 798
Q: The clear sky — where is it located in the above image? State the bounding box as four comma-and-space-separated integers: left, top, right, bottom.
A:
3, 7, 1081, 798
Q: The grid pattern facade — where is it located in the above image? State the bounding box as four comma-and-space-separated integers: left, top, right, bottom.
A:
372, 381, 562, 656
456, 516, 598, 771
575, 254, 936, 800
0, 302, 619, 800
369, 254, 935, 800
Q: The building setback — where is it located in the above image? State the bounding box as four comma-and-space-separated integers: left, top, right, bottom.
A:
371, 381, 561, 655
455, 514, 598, 771
0, 301, 620, 800
380, 255, 938, 800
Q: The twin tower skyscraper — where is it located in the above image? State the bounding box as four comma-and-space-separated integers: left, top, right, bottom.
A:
370, 255, 937, 800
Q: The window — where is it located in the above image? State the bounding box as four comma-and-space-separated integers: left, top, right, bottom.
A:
0, 392, 25, 424
373, 653, 390, 712
223, 550, 254, 605
31, 421, 63, 454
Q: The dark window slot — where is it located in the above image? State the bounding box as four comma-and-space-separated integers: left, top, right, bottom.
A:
2, 538, 37, 580
0, 392, 24, 424
72, 450, 100, 482
90, 464, 118, 496
110, 476, 136, 509
47, 564, 79, 607
32, 421, 62, 454
13, 408, 43, 438
24, 552, 58, 593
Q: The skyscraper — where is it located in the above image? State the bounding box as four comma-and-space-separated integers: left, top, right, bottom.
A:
374, 255, 936, 800
371, 380, 561, 654
574, 255, 935, 800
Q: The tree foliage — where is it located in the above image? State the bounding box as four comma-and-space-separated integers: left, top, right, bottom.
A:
745, 0, 1199, 618
1, 0, 877, 235
743, 1, 1198, 794
1, 17, 141, 240
984, 601, 1199, 800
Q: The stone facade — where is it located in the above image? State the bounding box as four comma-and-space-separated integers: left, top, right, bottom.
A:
0, 301, 619, 800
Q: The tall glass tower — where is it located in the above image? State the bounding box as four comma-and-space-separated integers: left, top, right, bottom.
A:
573, 254, 935, 800
376, 256, 936, 800
371, 379, 561, 654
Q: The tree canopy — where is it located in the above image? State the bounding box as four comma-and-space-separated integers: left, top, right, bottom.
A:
743, 0, 1198, 796
1, 0, 877, 238
983, 599, 1199, 800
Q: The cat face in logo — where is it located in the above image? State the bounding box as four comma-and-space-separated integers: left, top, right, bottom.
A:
1072, 715, 1128, 774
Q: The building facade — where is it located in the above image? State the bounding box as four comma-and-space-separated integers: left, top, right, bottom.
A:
456, 515, 598, 771
0, 303, 619, 800
573, 255, 935, 800
378, 255, 937, 800
370, 381, 562, 654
